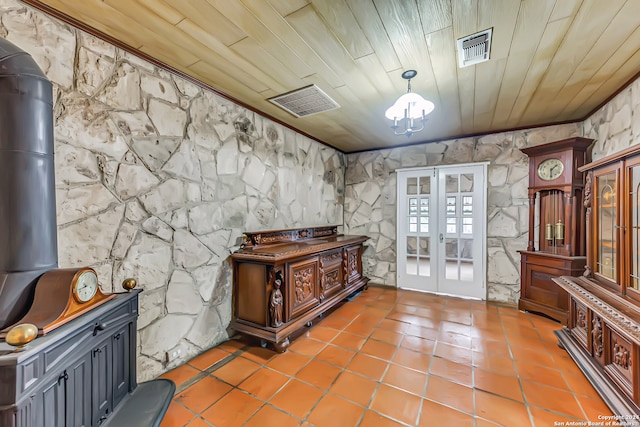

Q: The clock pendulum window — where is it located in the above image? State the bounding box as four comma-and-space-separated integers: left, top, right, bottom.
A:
518, 137, 594, 324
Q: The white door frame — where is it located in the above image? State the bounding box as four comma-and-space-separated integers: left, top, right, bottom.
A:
396, 163, 488, 300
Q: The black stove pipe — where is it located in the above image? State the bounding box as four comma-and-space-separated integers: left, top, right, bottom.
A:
0, 37, 57, 329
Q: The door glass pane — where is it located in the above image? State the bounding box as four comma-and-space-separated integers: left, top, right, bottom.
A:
446, 196, 456, 215
420, 217, 429, 233
419, 176, 430, 194
446, 174, 458, 192
420, 198, 429, 214
445, 238, 458, 258
419, 237, 431, 277
462, 218, 473, 234
460, 261, 474, 281
445, 260, 459, 280
446, 217, 457, 233
418, 258, 430, 276
460, 239, 473, 259
409, 216, 417, 233
419, 237, 430, 256
444, 260, 460, 280
460, 174, 474, 192
406, 256, 417, 275
407, 236, 417, 255
597, 172, 616, 280
462, 196, 473, 215
632, 166, 640, 289
407, 177, 418, 194
409, 198, 417, 215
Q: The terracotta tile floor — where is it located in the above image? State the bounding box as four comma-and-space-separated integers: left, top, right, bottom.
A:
158, 286, 613, 427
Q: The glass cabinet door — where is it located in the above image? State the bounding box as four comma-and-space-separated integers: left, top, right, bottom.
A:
629, 163, 640, 291
623, 157, 640, 299
595, 170, 617, 282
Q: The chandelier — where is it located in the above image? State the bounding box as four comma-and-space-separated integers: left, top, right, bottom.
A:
385, 70, 434, 137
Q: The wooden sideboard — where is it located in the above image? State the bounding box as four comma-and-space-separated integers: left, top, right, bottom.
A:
231, 226, 369, 352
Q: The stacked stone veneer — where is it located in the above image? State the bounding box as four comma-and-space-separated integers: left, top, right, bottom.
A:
344, 123, 584, 303
585, 75, 640, 161
1, 0, 345, 380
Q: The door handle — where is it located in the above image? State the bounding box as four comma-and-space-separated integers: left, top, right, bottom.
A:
439, 233, 443, 243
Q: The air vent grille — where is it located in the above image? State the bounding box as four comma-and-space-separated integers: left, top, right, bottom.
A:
457, 28, 492, 68
268, 84, 340, 118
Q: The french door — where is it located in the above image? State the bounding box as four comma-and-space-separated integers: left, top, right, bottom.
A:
397, 164, 487, 299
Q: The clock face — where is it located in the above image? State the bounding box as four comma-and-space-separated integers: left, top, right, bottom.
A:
537, 158, 564, 181
73, 269, 98, 303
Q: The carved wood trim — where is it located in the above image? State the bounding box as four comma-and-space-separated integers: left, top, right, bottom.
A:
583, 172, 592, 277
268, 269, 284, 328
319, 257, 325, 302
294, 266, 314, 305
242, 226, 338, 247
592, 315, 603, 358
555, 277, 640, 342
613, 340, 632, 371
342, 249, 348, 283
321, 251, 342, 264
577, 306, 587, 330
325, 269, 340, 290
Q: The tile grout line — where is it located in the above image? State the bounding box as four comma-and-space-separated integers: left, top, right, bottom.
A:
176, 344, 251, 394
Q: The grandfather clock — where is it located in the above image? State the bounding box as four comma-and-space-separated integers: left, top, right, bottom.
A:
518, 137, 593, 324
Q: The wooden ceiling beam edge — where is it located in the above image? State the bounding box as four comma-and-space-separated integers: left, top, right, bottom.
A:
19, 0, 338, 153
348, 118, 583, 155
17, 0, 640, 155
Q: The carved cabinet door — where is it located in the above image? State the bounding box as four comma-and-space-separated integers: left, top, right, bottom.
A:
320, 250, 344, 300
287, 257, 320, 320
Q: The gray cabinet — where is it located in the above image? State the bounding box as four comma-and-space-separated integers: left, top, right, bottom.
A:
0, 291, 140, 427
111, 324, 130, 409
92, 337, 113, 425
36, 370, 65, 427
65, 353, 92, 427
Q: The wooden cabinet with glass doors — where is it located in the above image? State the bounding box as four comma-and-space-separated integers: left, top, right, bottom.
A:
554, 144, 640, 416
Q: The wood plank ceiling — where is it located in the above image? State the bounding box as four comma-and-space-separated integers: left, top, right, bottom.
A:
21, 0, 640, 153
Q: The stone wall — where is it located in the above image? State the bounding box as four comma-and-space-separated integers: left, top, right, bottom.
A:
585, 76, 640, 160
344, 123, 583, 304
1, 0, 345, 381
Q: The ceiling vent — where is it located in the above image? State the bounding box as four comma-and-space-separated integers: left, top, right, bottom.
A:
457, 28, 492, 68
268, 84, 340, 118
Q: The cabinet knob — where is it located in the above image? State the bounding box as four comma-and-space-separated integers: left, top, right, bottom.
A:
5, 323, 38, 352
122, 278, 137, 291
